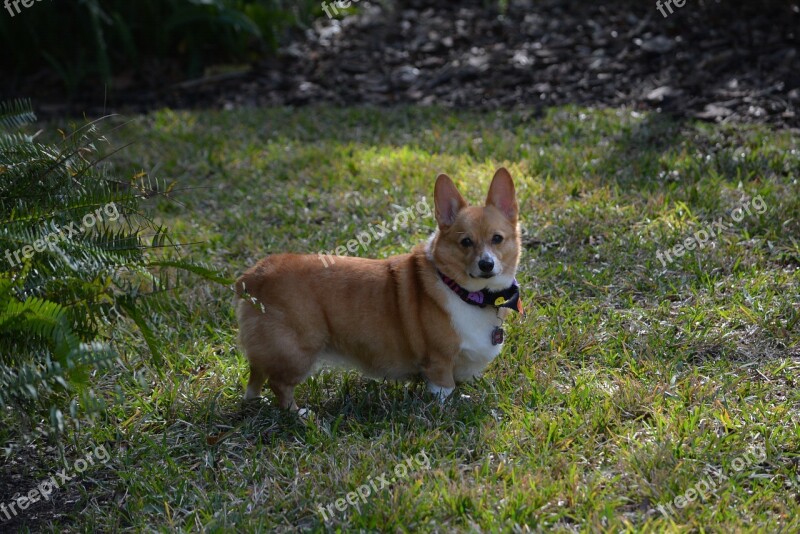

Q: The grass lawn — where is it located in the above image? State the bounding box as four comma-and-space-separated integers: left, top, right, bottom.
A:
4, 105, 800, 532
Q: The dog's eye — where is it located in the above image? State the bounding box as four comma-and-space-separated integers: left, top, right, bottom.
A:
492, 234, 504, 244
460, 237, 473, 247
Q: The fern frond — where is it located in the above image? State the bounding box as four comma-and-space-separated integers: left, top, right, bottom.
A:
0, 99, 228, 438
0, 98, 36, 132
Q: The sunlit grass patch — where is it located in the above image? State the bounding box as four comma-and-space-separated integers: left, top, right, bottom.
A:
4, 105, 798, 532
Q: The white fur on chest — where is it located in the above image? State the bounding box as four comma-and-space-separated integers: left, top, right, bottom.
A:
439, 281, 503, 382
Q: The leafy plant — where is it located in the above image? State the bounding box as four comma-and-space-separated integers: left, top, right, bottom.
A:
0, 0, 322, 92
0, 99, 228, 438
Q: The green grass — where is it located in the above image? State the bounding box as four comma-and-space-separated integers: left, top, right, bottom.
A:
3, 105, 800, 532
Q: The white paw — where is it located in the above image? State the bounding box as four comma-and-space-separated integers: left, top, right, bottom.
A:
427, 383, 455, 403
244, 385, 262, 401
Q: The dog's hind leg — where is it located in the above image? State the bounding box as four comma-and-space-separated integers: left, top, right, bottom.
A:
236, 298, 321, 410
241, 331, 317, 410
269, 380, 299, 411
244, 362, 268, 401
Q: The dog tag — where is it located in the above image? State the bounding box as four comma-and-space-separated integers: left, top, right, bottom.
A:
491, 327, 504, 346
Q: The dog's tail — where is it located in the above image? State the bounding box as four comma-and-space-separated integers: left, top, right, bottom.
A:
232, 257, 273, 313
233, 274, 248, 299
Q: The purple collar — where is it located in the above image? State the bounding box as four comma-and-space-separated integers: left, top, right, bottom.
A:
438, 271, 524, 314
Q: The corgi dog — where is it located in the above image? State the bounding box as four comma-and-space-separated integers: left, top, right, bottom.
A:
234, 168, 523, 410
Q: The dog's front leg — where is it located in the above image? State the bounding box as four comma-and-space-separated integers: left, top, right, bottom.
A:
427, 382, 455, 402
423, 357, 456, 403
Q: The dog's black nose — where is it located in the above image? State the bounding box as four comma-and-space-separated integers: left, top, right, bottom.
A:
478, 258, 494, 273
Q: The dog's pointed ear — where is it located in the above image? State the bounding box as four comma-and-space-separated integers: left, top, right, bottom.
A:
434, 173, 467, 228
486, 167, 518, 222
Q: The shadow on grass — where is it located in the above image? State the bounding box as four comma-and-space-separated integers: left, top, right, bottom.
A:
206, 376, 496, 449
